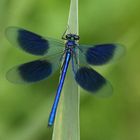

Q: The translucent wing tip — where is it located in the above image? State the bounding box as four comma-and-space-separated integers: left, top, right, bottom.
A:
5, 26, 19, 44
6, 67, 24, 84
5, 26, 17, 36
94, 81, 113, 98
113, 43, 126, 61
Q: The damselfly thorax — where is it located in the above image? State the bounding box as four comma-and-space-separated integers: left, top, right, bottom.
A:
60, 33, 80, 68
64, 33, 79, 51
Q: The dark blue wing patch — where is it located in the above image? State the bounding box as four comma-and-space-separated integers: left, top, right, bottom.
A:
86, 44, 116, 65
75, 67, 106, 92
18, 60, 52, 82
18, 29, 49, 55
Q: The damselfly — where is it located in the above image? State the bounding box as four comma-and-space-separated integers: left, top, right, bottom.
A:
5, 27, 125, 126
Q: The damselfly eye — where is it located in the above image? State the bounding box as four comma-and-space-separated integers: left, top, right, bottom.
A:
66, 34, 72, 39
74, 35, 80, 40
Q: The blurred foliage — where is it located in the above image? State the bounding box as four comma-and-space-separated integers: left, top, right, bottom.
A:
0, 0, 140, 140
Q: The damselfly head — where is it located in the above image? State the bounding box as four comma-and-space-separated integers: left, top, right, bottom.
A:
66, 34, 80, 41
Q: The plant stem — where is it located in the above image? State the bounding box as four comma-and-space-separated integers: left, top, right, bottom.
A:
52, 0, 80, 140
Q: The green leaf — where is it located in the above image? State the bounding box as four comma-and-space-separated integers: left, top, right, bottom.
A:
52, 0, 80, 140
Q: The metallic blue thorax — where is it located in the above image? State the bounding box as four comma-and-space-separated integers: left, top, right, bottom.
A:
66, 40, 77, 47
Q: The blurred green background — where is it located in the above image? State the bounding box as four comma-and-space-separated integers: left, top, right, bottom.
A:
0, 0, 140, 140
